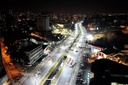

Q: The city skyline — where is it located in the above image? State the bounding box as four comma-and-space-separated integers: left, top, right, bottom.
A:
0, 0, 128, 14
1, 3, 128, 84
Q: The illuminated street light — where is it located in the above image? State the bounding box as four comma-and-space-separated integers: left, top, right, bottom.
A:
87, 34, 93, 41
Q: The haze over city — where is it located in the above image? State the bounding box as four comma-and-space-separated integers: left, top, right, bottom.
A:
0, 0, 128, 13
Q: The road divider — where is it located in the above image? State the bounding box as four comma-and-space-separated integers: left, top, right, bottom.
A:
38, 53, 66, 85
50, 58, 68, 85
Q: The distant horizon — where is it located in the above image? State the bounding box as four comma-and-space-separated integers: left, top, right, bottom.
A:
0, 0, 128, 14
1, 8, 128, 15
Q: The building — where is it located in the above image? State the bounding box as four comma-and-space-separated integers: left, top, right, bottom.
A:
121, 44, 128, 55
91, 45, 103, 54
90, 46, 121, 64
43, 15, 50, 31
29, 36, 48, 45
90, 59, 128, 85
23, 44, 44, 65
17, 13, 37, 32
36, 14, 50, 31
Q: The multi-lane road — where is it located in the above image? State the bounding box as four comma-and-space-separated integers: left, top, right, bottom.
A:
3, 21, 91, 85
20, 21, 90, 85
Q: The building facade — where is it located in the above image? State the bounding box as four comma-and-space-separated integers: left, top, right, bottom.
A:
24, 44, 44, 65
36, 14, 50, 31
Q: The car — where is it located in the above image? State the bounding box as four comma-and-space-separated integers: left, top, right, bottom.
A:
72, 62, 76, 67
68, 58, 71, 63
70, 60, 74, 65
65, 50, 68, 53
70, 60, 76, 68
77, 73, 83, 77
64, 56, 67, 59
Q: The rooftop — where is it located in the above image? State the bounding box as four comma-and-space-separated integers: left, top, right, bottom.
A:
101, 47, 120, 54
20, 43, 40, 52
29, 36, 48, 42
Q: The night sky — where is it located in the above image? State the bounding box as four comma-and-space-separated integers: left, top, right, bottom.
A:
0, 0, 128, 14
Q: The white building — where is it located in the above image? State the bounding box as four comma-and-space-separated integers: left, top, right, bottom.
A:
24, 44, 44, 65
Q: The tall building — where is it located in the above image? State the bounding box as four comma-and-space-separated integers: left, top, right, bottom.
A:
42, 15, 50, 31
36, 13, 50, 31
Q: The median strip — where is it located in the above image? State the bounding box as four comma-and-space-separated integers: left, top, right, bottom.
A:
38, 53, 65, 85
50, 58, 68, 85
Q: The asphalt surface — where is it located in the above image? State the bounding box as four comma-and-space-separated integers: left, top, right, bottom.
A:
16, 21, 91, 85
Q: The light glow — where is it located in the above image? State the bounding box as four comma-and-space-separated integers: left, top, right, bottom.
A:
87, 34, 93, 41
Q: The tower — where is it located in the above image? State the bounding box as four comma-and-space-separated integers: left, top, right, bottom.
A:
36, 11, 50, 32
41, 14, 50, 31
